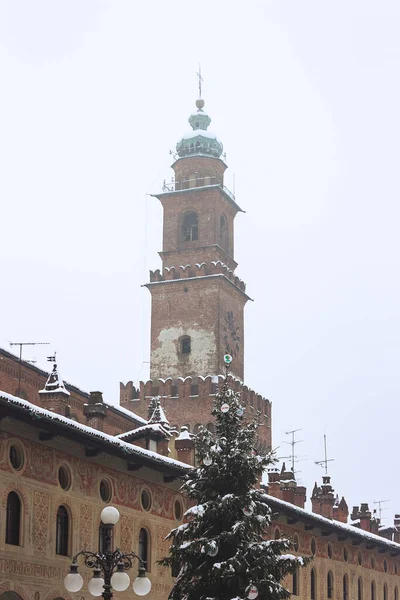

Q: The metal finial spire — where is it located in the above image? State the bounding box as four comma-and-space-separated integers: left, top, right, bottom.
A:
197, 64, 203, 98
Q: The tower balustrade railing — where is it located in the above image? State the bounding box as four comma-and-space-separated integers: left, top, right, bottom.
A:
161, 177, 235, 201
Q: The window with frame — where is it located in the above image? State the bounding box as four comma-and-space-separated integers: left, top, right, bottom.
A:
181, 337, 191, 355
99, 523, 113, 554
6, 491, 21, 546
371, 581, 376, 600
139, 528, 149, 571
181, 212, 198, 242
311, 568, 317, 600
394, 586, 398, 600
358, 577, 363, 600
56, 505, 69, 556
384, 584, 388, 600
9, 444, 24, 471
292, 568, 299, 596
343, 574, 349, 600
327, 571, 334, 599
220, 214, 228, 249
311, 538, 316, 555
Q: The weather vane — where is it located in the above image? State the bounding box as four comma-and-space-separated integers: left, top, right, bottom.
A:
197, 64, 203, 98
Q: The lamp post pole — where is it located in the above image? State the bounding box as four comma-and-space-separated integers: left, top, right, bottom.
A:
64, 507, 151, 600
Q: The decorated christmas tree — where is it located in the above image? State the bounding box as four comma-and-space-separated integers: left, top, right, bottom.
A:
160, 355, 308, 600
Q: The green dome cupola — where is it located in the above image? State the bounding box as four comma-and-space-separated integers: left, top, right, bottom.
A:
176, 98, 223, 159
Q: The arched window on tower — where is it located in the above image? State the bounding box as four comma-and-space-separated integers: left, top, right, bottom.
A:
181, 212, 198, 242
181, 336, 191, 355
220, 215, 228, 250
6, 491, 21, 546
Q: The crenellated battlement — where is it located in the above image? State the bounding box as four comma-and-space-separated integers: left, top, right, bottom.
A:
120, 375, 271, 436
148, 261, 246, 293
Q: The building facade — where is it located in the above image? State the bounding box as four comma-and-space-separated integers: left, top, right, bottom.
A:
0, 388, 189, 600
1, 91, 400, 600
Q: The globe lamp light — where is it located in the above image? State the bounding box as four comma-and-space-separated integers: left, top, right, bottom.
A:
111, 563, 130, 592
132, 567, 152, 596
100, 506, 120, 525
88, 569, 105, 597
64, 564, 84, 593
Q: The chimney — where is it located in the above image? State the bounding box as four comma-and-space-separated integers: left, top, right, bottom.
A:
393, 514, 400, 543
279, 463, 296, 504
359, 503, 372, 532
174, 426, 195, 465
333, 497, 349, 523
266, 468, 281, 498
83, 391, 107, 431
38, 360, 70, 415
293, 486, 307, 509
311, 476, 335, 519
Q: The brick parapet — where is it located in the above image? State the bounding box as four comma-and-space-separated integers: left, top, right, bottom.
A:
120, 375, 271, 450
148, 260, 247, 295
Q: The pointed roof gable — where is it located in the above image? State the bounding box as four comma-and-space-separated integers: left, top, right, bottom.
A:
39, 362, 70, 396
148, 397, 169, 428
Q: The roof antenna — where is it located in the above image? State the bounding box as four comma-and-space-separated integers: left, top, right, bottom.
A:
10, 341, 50, 398
315, 433, 334, 475
373, 499, 390, 523
197, 64, 203, 98
282, 428, 303, 473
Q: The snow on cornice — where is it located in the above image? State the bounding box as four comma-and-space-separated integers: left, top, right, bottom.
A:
0, 390, 190, 474
263, 494, 400, 552
117, 423, 171, 441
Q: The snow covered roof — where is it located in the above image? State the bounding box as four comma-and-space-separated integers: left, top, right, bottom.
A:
0, 346, 146, 427
39, 362, 70, 396
116, 423, 171, 441
263, 494, 400, 554
0, 390, 191, 476
176, 426, 193, 441
107, 402, 147, 425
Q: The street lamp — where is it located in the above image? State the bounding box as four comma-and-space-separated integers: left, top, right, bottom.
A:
64, 506, 151, 600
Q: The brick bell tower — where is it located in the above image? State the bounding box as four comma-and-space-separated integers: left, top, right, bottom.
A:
146, 96, 250, 381
120, 94, 271, 451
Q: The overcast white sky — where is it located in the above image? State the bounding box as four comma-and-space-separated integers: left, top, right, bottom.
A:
1, 0, 399, 522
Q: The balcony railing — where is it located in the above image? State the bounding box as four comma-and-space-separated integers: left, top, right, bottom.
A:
161, 176, 236, 201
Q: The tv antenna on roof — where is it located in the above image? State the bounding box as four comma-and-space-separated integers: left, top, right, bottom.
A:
373, 499, 390, 522
197, 64, 203, 98
315, 433, 334, 475
10, 341, 50, 398
282, 428, 303, 473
